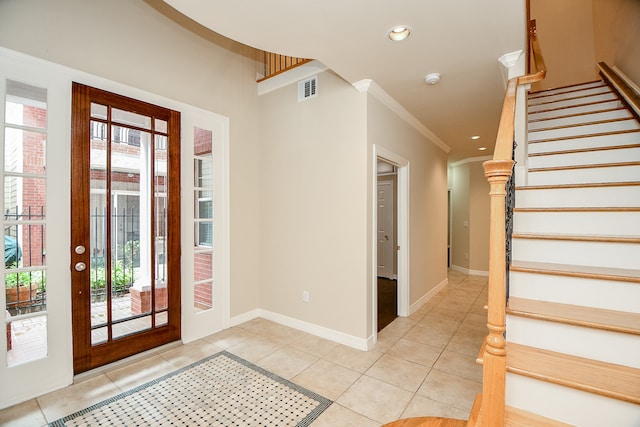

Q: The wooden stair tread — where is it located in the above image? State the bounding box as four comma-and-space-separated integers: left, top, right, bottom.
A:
514, 206, 640, 212
508, 297, 640, 335
381, 417, 466, 427
516, 181, 640, 190
468, 394, 577, 427
512, 232, 640, 244
529, 128, 640, 144
510, 260, 640, 283
529, 161, 640, 173
529, 117, 636, 133
528, 90, 613, 107
528, 80, 604, 98
529, 99, 622, 116
505, 405, 574, 427
528, 106, 627, 123
529, 142, 640, 157
506, 343, 640, 404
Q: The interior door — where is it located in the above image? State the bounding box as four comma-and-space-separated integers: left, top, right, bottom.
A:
377, 180, 395, 279
70, 82, 181, 374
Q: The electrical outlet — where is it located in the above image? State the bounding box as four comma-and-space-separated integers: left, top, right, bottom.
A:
302, 291, 309, 302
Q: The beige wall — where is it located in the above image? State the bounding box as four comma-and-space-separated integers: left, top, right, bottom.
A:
0, 0, 264, 317
367, 96, 449, 316
258, 71, 369, 338
531, 0, 640, 91
451, 160, 490, 274
451, 165, 470, 270
468, 162, 490, 272
530, 0, 598, 91
592, 0, 640, 85
0, 0, 449, 344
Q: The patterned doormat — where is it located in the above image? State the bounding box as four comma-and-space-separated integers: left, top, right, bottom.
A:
49, 351, 332, 426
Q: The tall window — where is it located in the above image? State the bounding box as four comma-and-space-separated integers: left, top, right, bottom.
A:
3, 80, 48, 366
193, 127, 213, 311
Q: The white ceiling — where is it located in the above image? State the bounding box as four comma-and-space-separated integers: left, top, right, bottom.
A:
163, 0, 528, 162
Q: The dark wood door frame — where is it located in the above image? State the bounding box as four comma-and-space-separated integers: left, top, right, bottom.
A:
71, 82, 181, 374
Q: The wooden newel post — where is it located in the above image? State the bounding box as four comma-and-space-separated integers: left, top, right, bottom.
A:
480, 159, 514, 427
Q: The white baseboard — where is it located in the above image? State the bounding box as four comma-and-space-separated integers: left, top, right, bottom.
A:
229, 309, 261, 327
409, 276, 448, 315
230, 309, 369, 351
451, 264, 489, 277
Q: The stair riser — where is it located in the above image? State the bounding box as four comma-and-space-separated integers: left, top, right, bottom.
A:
528, 100, 623, 120
528, 109, 631, 130
528, 147, 640, 169
509, 271, 640, 313
516, 186, 640, 208
512, 239, 640, 270
528, 87, 613, 105
528, 93, 618, 112
506, 316, 640, 368
513, 211, 640, 235
506, 374, 640, 427
527, 165, 640, 185
529, 120, 640, 141
528, 132, 640, 154
529, 81, 606, 99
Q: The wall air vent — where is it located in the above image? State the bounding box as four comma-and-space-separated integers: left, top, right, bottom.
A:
298, 76, 318, 101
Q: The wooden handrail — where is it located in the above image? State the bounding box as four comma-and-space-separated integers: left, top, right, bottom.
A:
480, 20, 546, 427
598, 62, 640, 120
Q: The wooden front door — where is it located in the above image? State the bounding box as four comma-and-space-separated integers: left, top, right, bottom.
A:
70, 82, 181, 374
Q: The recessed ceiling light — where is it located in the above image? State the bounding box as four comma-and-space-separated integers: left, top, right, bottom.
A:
388, 26, 412, 41
471, 135, 480, 140
478, 147, 487, 151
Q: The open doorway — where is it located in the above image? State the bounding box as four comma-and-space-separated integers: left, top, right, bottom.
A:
377, 160, 397, 331
373, 145, 409, 339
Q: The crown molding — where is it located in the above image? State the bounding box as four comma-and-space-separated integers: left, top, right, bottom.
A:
353, 79, 451, 153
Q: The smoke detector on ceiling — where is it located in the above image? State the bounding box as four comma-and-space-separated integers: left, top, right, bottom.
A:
424, 73, 441, 85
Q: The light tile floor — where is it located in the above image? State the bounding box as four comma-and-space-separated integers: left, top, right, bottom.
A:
0, 270, 487, 426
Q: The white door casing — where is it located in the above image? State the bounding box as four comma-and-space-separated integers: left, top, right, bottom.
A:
180, 108, 230, 343
0, 49, 73, 409
373, 145, 410, 341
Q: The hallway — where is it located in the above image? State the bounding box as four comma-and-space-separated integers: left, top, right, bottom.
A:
0, 270, 487, 426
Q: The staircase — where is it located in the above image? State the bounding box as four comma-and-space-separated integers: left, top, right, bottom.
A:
499, 79, 640, 426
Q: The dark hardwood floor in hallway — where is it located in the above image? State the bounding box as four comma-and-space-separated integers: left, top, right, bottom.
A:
378, 277, 398, 332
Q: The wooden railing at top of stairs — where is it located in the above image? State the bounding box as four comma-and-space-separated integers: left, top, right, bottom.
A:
480, 20, 546, 427
256, 52, 312, 83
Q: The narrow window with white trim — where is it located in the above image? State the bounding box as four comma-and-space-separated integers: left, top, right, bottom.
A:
3, 80, 48, 366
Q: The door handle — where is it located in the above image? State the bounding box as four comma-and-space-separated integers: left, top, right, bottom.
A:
74, 262, 87, 272
75, 245, 86, 254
